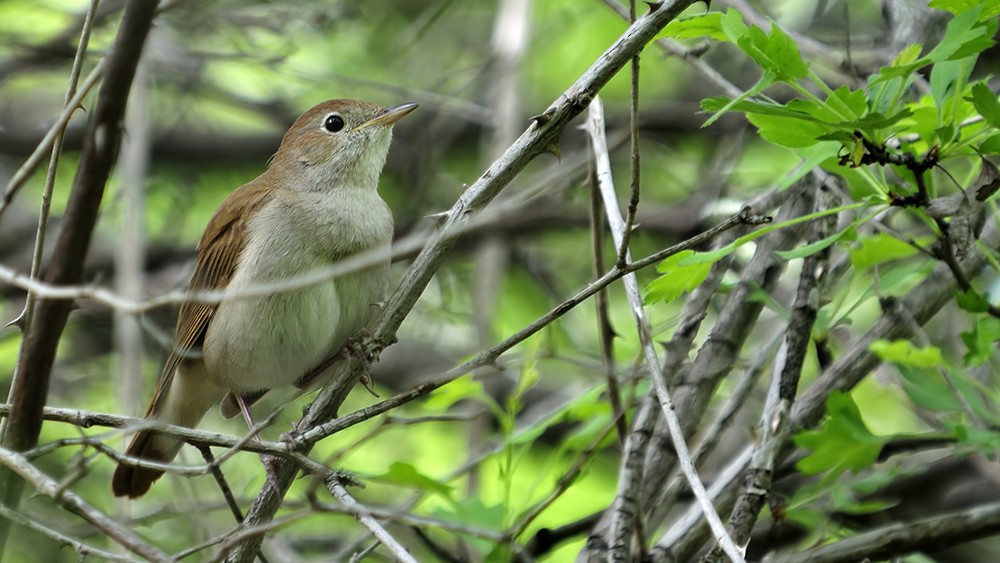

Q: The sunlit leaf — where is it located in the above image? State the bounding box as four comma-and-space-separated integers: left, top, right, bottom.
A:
644, 250, 713, 303
869, 339, 946, 369
848, 233, 920, 270
968, 82, 1000, 128
662, 12, 725, 40
794, 392, 886, 478
371, 462, 454, 497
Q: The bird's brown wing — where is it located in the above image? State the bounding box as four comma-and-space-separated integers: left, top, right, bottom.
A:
144, 181, 275, 417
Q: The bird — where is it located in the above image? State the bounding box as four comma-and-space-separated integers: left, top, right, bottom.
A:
112, 99, 417, 498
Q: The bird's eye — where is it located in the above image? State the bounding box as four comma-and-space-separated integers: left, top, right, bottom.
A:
323, 114, 345, 133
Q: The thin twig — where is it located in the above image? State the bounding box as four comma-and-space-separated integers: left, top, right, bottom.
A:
293, 206, 754, 447
0, 502, 139, 562
617, 0, 641, 266
0, 59, 105, 221
588, 153, 630, 447
588, 97, 746, 562
324, 476, 417, 563
5, 0, 102, 338
0, 447, 170, 562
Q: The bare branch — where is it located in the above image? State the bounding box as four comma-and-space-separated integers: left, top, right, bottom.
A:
0, 447, 170, 562
324, 476, 418, 563
588, 97, 745, 562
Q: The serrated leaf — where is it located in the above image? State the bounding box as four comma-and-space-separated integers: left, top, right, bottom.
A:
898, 365, 964, 412
644, 250, 713, 303
848, 233, 920, 270
956, 289, 990, 312
747, 112, 831, 148
840, 108, 915, 132
961, 317, 1000, 366
701, 97, 824, 121
737, 23, 810, 82
930, 0, 1000, 21
931, 57, 973, 110
893, 43, 925, 66
720, 8, 750, 44
662, 12, 726, 40
869, 339, 946, 368
793, 392, 886, 478
967, 82, 1000, 128
925, 5, 996, 63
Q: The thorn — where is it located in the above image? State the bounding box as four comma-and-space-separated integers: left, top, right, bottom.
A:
359, 372, 380, 398
645, 1, 663, 12
544, 142, 561, 161
530, 110, 554, 127
4, 311, 25, 331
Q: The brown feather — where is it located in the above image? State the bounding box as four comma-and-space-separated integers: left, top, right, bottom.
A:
112, 180, 274, 498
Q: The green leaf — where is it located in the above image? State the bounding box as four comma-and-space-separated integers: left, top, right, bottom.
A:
662, 12, 726, 40
701, 97, 825, 121
827, 86, 869, 119
925, 5, 995, 63
898, 365, 964, 412
981, 133, 1000, 155
508, 387, 607, 446
747, 112, 831, 148
961, 317, 1000, 366
930, 0, 1000, 21
433, 497, 506, 555
952, 424, 1000, 450
737, 22, 810, 82
848, 233, 920, 270
898, 365, 1000, 423
702, 74, 774, 127
869, 339, 946, 369
794, 392, 886, 478
931, 57, 974, 110
644, 250, 713, 303
371, 462, 454, 497
968, 82, 1000, 128
425, 374, 490, 411
956, 289, 990, 313
679, 202, 869, 266
775, 226, 854, 260
720, 8, 750, 44
894, 43, 925, 66
839, 108, 915, 132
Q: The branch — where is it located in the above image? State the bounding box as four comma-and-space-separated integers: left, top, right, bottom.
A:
704, 180, 838, 561
0, 503, 138, 562
769, 501, 1000, 563
0, 0, 158, 552
0, 447, 170, 562
653, 220, 1000, 557
225, 4, 706, 558
588, 97, 745, 562
323, 476, 417, 563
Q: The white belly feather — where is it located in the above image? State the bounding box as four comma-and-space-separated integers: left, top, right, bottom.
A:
202, 189, 391, 393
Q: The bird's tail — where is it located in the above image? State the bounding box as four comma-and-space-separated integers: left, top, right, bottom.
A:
112, 365, 225, 498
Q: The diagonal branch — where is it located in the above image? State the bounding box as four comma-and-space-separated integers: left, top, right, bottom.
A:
0, 0, 159, 552
226, 2, 703, 559
588, 97, 745, 562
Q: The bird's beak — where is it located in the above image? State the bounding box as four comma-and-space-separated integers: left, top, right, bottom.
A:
355, 103, 418, 131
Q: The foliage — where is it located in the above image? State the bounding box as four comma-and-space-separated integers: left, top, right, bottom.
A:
0, 0, 998, 562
